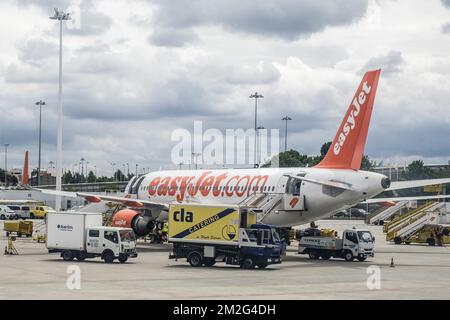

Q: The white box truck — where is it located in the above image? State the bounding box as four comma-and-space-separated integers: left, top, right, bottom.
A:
47, 212, 138, 263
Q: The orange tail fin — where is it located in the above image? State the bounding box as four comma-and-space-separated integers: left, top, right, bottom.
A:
315, 69, 381, 170
22, 151, 29, 186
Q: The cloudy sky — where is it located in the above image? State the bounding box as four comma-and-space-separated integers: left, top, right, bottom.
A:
1, 0, 450, 176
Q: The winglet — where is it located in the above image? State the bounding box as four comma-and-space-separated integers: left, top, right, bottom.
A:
22, 151, 29, 186
315, 69, 381, 170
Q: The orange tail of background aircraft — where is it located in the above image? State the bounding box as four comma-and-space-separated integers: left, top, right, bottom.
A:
315, 69, 381, 170
22, 151, 29, 186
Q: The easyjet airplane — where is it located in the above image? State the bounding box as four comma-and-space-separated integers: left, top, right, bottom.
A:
39, 69, 450, 236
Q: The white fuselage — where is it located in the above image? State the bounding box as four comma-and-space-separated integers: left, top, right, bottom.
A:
125, 167, 388, 227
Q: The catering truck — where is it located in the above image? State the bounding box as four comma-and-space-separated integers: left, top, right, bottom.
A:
168, 204, 284, 269
47, 212, 137, 263
297, 229, 375, 262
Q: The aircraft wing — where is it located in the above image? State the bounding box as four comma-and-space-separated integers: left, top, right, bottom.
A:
362, 194, 450, 204
387, 178, 450, 191
36, 189, 169, 211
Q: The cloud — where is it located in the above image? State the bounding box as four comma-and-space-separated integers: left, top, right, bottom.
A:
148, 28, 200, 47
2, 0, 450, 174
442, 22, 450, 33
359, 51, 405, 75
442, 0, 450, 8
150, 0, 369, 41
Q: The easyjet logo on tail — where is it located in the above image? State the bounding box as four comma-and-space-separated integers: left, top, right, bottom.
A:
315, 69, 381, 170
333, 81, 371, 156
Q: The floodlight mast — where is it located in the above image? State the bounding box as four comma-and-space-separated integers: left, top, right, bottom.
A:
50, 8, 71, 210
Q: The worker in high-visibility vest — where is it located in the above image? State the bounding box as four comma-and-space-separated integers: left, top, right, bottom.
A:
161, 222, 168, 243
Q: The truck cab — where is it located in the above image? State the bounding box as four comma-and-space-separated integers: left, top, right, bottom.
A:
238, 224, 285, 268
85, 227, 137, 263
342, 229, 375, 261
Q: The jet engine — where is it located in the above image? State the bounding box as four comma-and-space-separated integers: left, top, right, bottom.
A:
112, 209, 154, 237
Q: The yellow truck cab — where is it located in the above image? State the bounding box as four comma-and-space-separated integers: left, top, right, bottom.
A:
30, 206, 56, 219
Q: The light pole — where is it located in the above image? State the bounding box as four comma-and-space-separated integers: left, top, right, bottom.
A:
192, 153, 200, 170
35, 100, 46, 186
135, 164, 138, 177
281, 116, 292, 153
50, 8, 71, 210
80, 158, 85, 179
250, 92, 263, 168
110, 162, 116, 181
4, 144, 9, 187
256, 125, 265, 166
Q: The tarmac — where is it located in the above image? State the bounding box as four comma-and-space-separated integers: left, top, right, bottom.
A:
1, 219, 450, 299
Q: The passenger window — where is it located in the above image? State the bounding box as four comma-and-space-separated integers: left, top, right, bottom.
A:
89, 230, 100, 237
345, 231, 358, 243
104, 231, 119, 243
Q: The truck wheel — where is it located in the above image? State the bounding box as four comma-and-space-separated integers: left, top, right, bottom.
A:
427, 238, 436, 246
0, 214, 5, 220
30, 213, 34, 219
203, 258, 216, 267
62, 250, 74, 261
6, 231, 9, 236
103, 251, 115, 263
257, 263, 268, 269
241, 257, 256, 269
118, 256, 128, 263
308, 250, 319, 260
394, 236, 402, 245
17, 232, 22, 237
187, 252, 203, 267
344, 251, 354, 262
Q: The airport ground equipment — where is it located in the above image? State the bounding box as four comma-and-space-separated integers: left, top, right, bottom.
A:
4, 236, 18, 255
368, 200, 408, 225
298, 229, 375, 262
383, 202, 438, 234
46, 212, 137, 263
385, 203, 450, 245
33, 220, 46, 242
168, 204, 285, 269
4, 221, 33, 237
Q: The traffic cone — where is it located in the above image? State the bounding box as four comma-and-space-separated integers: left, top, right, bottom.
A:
390, 257, 395, 267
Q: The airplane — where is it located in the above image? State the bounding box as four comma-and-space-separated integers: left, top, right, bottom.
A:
37, 69, 450, 236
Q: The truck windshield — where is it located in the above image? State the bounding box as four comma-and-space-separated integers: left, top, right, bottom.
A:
357, 231, 373, 242
272, 230, 281, 243
119, 230, 136, 242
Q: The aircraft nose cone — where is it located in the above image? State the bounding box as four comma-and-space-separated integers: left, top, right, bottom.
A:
381, 177, 391, 189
